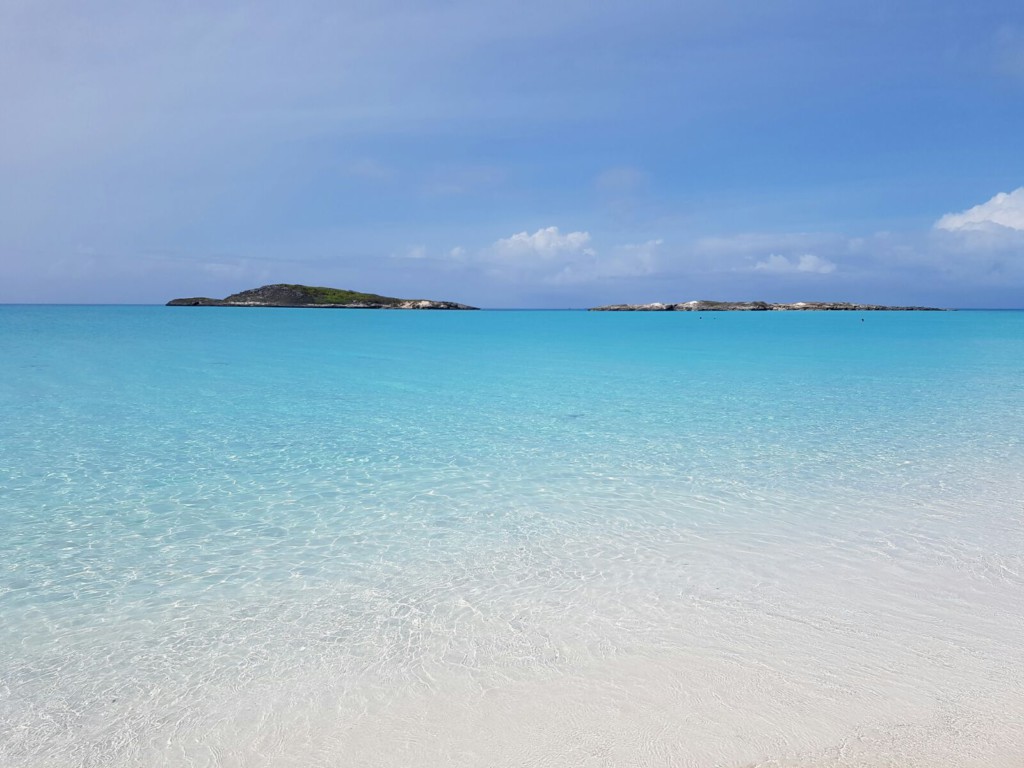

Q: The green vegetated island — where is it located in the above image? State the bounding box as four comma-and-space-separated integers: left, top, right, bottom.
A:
167, 284, 479, 309
589, 300, 945, 311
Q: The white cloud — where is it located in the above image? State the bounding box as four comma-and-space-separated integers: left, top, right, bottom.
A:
548, 239, 663, 284
696, 232, 838, 256
491, 226, 595, 261
616, 238, 663, 262
754, 253, 837, 274
433, 227, 663, 284
935, 188, 1024, 232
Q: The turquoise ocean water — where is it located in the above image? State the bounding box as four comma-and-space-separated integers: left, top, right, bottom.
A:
2, 307, 1023, 766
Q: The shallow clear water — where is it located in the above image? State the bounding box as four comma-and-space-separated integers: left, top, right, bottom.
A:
2, 307, 1023, 767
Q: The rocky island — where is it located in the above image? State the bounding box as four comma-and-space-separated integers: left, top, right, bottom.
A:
167, 284, 478, 310
590, 300, 945, 311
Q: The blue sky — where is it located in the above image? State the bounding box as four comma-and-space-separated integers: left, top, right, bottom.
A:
2, 0, 1024, 307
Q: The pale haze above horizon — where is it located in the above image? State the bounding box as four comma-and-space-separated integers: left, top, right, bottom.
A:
2, 0, 1024, 308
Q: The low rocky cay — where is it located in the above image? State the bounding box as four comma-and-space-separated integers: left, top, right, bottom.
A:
167, 284, 478, 310
589, 300, 945, 311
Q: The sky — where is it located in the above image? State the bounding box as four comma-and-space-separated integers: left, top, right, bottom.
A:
2, 0, 1024, 307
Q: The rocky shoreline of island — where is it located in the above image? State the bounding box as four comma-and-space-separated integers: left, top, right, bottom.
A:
167, 284, 478, 309
589, 300, 945, 311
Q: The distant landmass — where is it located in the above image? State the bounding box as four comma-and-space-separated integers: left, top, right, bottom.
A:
167, 284, 478, 310
589, 300, 945, 311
